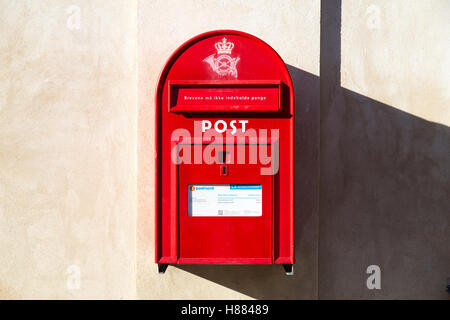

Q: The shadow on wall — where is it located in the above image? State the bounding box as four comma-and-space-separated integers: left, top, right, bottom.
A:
175, 0, 450, 299
318, 0, 450, 300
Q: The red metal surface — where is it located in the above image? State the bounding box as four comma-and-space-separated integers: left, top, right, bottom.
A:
155, 30, 294, 265
178, 144, 273, 263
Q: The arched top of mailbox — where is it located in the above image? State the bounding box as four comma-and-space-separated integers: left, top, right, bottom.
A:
156, 30, 294, 112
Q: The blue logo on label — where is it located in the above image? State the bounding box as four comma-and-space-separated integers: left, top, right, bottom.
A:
230, 185, 262, 190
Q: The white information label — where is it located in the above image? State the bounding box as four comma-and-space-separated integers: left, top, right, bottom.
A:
187, 184, 262, 217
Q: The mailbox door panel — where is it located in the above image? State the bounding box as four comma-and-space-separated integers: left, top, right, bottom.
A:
178, 144, 273, 264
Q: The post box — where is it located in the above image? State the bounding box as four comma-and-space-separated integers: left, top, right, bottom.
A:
155, 30, 294, 275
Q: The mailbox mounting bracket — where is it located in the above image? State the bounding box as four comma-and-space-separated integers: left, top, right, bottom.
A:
283, 264, 294, 276
158, 263, 169, 274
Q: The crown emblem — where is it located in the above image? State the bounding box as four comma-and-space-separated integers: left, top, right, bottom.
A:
204, 36, 240, 78
215, 37, 234, 54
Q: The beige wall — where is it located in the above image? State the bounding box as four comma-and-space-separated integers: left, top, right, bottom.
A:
341, 0, 450, 125
0, 0, 137, 299
0, 0, 449, 299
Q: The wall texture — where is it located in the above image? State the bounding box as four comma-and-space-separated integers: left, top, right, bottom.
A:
0, 0, 137, 299
0, 0, 448, 299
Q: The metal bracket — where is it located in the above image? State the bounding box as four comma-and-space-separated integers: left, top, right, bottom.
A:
158, 263, 169, 274
283, 264, 294, 276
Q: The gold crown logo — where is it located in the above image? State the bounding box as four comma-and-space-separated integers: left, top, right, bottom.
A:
215, 37, 234, 55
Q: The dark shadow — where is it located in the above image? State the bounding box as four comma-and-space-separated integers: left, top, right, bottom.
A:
317, 0, 450, 300
318, 86, 450, 299
173, 0, 450, 299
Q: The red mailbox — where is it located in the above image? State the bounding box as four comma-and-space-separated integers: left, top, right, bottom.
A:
155, 30, 294, 274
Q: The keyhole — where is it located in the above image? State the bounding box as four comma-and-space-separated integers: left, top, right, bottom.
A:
219, 151, 229, 176
221, 165, 228, 175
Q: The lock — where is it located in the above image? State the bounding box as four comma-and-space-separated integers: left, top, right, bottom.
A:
220, 165, 228, 176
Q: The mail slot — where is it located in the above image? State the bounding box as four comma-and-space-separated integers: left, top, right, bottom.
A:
155, 30, 294, 275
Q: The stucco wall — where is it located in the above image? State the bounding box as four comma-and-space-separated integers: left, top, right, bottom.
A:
0, 0, 137, 299
0, 0, 448, 299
